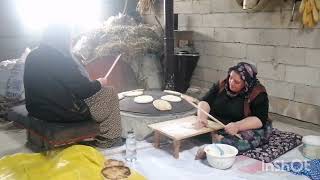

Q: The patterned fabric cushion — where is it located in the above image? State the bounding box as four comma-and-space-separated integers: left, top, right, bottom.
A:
274, 159, 320, 180
241, 128, 302, 163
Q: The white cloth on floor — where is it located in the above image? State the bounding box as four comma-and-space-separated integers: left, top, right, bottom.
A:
102, 140, 308, 180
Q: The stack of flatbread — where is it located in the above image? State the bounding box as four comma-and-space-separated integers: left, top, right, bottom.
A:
102, 159, 131, 179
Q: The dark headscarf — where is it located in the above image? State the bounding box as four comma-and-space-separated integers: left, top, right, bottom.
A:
41, 24, 90, 79
41, 24, 72, 56
225, 62, 258, 97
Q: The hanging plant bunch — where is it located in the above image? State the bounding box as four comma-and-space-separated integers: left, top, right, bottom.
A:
137, 0, 156, 15
235, 0, 270, 12
299, 0, 320, 28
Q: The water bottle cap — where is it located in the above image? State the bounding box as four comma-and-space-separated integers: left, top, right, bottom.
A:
128, 129, 134, 134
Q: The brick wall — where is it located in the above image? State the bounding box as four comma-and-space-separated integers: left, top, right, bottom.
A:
144, 0, 320, 125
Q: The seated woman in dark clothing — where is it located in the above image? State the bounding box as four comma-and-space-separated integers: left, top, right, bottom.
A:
23, 24, 122, 148
197, 62, 272, 152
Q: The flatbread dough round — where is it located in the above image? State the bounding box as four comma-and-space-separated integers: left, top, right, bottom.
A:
104, 159, 125, 168
161, 95, 182, 102
134, 95, 154, 104
124, 90, 144, 97
153, 99, 172, 111
163, 90, 181, 96
118, 93, 125, 100
181, 94, 198, 103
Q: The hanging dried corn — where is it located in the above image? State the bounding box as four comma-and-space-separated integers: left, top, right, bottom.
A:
300, 0, 320, 28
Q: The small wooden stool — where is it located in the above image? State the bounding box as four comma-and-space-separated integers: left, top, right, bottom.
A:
148, 115, 223, 159
8, 105, 99, 152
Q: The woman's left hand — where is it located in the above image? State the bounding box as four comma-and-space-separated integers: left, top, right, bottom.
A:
224, 122, 239, 136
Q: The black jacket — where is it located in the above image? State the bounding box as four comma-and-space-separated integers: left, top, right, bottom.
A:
24, 44, 101, 122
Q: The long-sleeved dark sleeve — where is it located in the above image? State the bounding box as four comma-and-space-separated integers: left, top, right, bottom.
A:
54, 55, 101, 99
250, 92, 269, 127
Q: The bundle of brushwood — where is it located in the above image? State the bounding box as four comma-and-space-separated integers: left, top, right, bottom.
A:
137, 0, 156, 14
73, 13, 163, 65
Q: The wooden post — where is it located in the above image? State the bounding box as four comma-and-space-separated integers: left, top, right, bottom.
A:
211, 131, 216, 143
173, 140, 181, 159
154, 131, 161, 148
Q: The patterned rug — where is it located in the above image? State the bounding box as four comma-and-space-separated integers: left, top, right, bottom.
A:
241, 128, 303, 163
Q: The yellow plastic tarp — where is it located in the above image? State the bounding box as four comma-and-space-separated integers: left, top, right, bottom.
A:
0, 145, 145, 180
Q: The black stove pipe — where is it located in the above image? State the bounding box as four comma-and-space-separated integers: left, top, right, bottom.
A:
163, 0, 175, 90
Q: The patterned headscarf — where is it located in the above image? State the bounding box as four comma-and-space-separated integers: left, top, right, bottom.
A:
225, 62, 258, 97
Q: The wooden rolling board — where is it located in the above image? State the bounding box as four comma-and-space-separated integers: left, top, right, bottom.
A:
148, 115, 223, 141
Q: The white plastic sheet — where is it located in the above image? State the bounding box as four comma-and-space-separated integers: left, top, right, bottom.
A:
0, 59, 18, 96
0, 48, 30, 99
104, 140, 308, 180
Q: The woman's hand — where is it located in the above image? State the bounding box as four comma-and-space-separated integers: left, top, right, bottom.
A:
194, 116, 208, 129
199, 118, 208, 127
224, 122, 239, 136
195, 118, 208, 128
97, 77, 108, 88
196, 101, 210, 128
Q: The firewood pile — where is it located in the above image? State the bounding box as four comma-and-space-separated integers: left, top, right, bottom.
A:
72, 13, 163, 65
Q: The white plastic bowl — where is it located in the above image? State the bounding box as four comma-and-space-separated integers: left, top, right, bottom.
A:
204, 144, 238, 170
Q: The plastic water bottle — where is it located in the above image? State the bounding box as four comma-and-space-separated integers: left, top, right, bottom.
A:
125, 130, 137, 162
